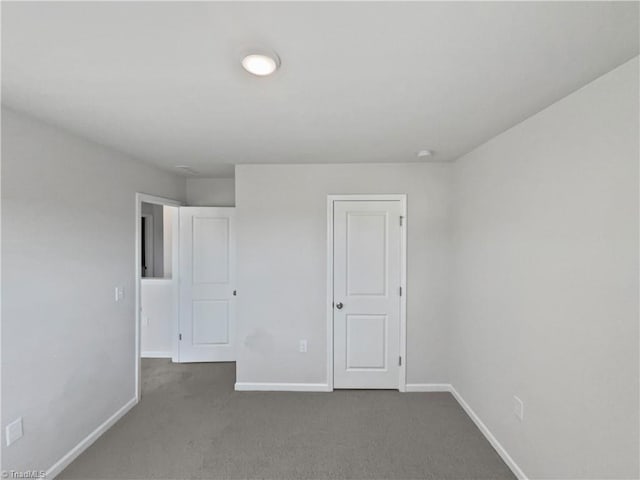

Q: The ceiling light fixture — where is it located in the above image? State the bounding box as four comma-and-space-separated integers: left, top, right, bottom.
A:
417, 150, 433, 158
241, 51, 280, 76
175, 165, 199, 176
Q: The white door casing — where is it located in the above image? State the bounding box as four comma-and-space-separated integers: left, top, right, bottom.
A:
179, 207, 236, 362
332, 198, 405, 389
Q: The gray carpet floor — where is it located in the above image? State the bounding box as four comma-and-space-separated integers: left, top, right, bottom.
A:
59, 359, 515, 479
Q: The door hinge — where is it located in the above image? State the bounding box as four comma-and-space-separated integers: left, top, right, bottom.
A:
399, 286, 402, 296
399, 216, 404, 226
179, 333, 182, 341
398, 356, 402, 366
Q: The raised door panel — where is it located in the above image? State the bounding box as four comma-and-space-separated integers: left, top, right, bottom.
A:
346, 212, 388, 296
346, 314, 387, 370
192, 300, 229, 345
193, 217, 229, 285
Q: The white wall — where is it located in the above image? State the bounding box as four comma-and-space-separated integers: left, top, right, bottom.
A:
235, 163, 451, 386
186, 177, 235, 206
450, 57, 639, 478
1, 107, 186, 473
140, 279, 174, 356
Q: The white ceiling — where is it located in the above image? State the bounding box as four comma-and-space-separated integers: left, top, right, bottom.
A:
2, 2, 638, 177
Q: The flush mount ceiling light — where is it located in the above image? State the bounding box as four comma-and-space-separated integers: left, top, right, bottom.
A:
417, 150, 433, 158
241, 51, 281, 76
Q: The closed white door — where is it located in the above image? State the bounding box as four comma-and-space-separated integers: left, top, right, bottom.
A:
179, 207, 235, 362
333, 200, 403, 389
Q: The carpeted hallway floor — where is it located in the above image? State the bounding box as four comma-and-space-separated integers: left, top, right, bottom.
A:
59, 359, 515, 479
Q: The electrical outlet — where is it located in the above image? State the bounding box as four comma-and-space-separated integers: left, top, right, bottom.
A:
299, 340, 308, 353
6, 417, 23, 446
513, 396, 524, 421
114, 286, 124, 302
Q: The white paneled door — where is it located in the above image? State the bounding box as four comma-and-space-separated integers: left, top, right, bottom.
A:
333, 199, 403, 389
179, 207, 235, 362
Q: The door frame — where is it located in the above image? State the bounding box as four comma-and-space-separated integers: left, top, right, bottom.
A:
135, 193, 182, 401
326, 194, 408, 392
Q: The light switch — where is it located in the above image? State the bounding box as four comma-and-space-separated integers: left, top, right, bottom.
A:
114, 286, 124, 302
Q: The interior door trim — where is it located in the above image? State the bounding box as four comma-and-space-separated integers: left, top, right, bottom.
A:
326, 194, 407, 392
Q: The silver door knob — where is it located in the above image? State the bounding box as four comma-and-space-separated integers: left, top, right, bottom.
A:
336, 302, 343, 310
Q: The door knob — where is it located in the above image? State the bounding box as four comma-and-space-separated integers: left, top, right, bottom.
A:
336, 302, 343, 310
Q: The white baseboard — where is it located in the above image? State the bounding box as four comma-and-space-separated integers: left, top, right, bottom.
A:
46, 397, 137, 479
449, 386, 527, 480
141, 351, 172, 358
235, 382, 332, 392
405, 383, 452, 392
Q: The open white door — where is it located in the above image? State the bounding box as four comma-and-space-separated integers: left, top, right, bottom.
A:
332, 199, 403, 389
178, 207, 235, 362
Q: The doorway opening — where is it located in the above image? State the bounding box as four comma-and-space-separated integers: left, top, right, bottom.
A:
141, 201, 174, 279
135, 195, 238, 400
135, 193, 181, 400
